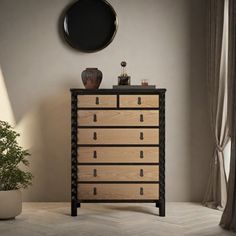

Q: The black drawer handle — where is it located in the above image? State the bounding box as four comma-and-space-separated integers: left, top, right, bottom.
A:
93, 150, 97, 159
138, 97, 142, 105
140, 132, 144, 140
140, 169, 144, 177
140, 187, 144, 195
93, 114, 97, 122
93, 187, 97, 195
140, 150, 144, 159
93, 132, 97, 140
95, 97, 99, 105
140, 114, 144, 122
93, 169, 97, 177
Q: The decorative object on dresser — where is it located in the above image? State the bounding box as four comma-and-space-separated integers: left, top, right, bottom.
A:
70, 88, 166, 217
63, 0, 118, 52
118, 61, 131, 85
141, 79, 149, 86
113, 85, 156, 89
81, 68, 103, 89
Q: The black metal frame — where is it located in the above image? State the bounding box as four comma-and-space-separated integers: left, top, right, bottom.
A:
71, 91, 78, 215
159, 91, 165, 216
71, 88, 166, 217
63, 0, 118, 53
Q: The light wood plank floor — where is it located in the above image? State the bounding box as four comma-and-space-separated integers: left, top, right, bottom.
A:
0, 203, 235, 236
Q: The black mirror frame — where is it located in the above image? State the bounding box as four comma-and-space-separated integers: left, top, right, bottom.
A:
62, 0, 119, 53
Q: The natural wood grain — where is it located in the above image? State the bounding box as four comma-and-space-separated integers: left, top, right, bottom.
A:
78, 147, 159, 163
77, 95, 117, 108
75, 93, 161, 208
78, 165, 159, 181
77, 184, 159, 200
78, 110, 159, 126
77, 128, 159, 145
120, 95, 159, 108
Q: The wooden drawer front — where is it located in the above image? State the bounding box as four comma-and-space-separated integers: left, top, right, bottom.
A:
77, 129, 159, 145
77, 95, 117, 108
78, 147, 159, 163
120, 95, 159, 108
78, 165, 159, 182
78, 184, 159, 200
78, 110, 159, 126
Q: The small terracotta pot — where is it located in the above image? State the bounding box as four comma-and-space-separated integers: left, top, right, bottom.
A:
81, 68, 103, 89
0, 190, 22, 219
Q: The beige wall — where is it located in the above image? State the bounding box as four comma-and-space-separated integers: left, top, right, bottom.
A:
0, 0, 212, 202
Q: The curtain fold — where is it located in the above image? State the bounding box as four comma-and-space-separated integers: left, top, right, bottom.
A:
220, 0, 236, 232
203, 0, 231, 210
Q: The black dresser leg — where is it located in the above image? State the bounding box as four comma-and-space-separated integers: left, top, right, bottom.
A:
71, 200, 77, 216
155, 201, 159, 208
159, 199, 165, 217
77, 203, 81, 208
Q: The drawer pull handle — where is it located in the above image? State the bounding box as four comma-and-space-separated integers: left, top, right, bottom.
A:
140, 132, 144, 140
138, 97, 142, 105
140, 114, 144, 122
93, 169, 97, 177
93, 187, 97, 195
140, 150, 144, 159
93, 151, 97, 159
140, 187, 144, 195
93, 132, 97, 140
95, 97, 99, 105
140, 169, 144, 177
93, 114, 97, 122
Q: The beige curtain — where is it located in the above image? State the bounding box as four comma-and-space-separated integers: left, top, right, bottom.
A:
220, 0, 236, 232
203, 0, 231, 210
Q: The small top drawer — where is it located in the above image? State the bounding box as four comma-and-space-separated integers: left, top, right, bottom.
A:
120, 95, 159, 108
78, 95, 117, 108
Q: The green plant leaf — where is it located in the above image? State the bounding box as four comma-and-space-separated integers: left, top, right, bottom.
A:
0, 121, 33, 191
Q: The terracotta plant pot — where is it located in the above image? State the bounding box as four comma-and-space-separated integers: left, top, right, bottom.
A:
0, 190, 22, 219
81, 68, 103, 89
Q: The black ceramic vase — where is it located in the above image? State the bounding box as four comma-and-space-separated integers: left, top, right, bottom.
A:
81, 68, 103, 89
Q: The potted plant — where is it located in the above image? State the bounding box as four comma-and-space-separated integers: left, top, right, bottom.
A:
0, 121, 33, 219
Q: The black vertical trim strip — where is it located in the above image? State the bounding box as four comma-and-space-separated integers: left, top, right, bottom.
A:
71, 91, 78, 216
117, 94, 120, 108
159, 92, 165, 209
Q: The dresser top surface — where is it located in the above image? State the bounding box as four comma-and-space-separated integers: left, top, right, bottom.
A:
70, 88, 166, 94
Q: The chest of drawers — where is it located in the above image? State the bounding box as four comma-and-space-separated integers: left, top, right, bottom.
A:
70, 89, 166, 216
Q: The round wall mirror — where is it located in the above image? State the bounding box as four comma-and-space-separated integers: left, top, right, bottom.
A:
63, 0, 118, 52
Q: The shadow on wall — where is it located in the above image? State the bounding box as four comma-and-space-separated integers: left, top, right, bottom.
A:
0, 0, 82, 201
22, 88, 72, 201
0, 66, 15, 125
0, 0, 80, 125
